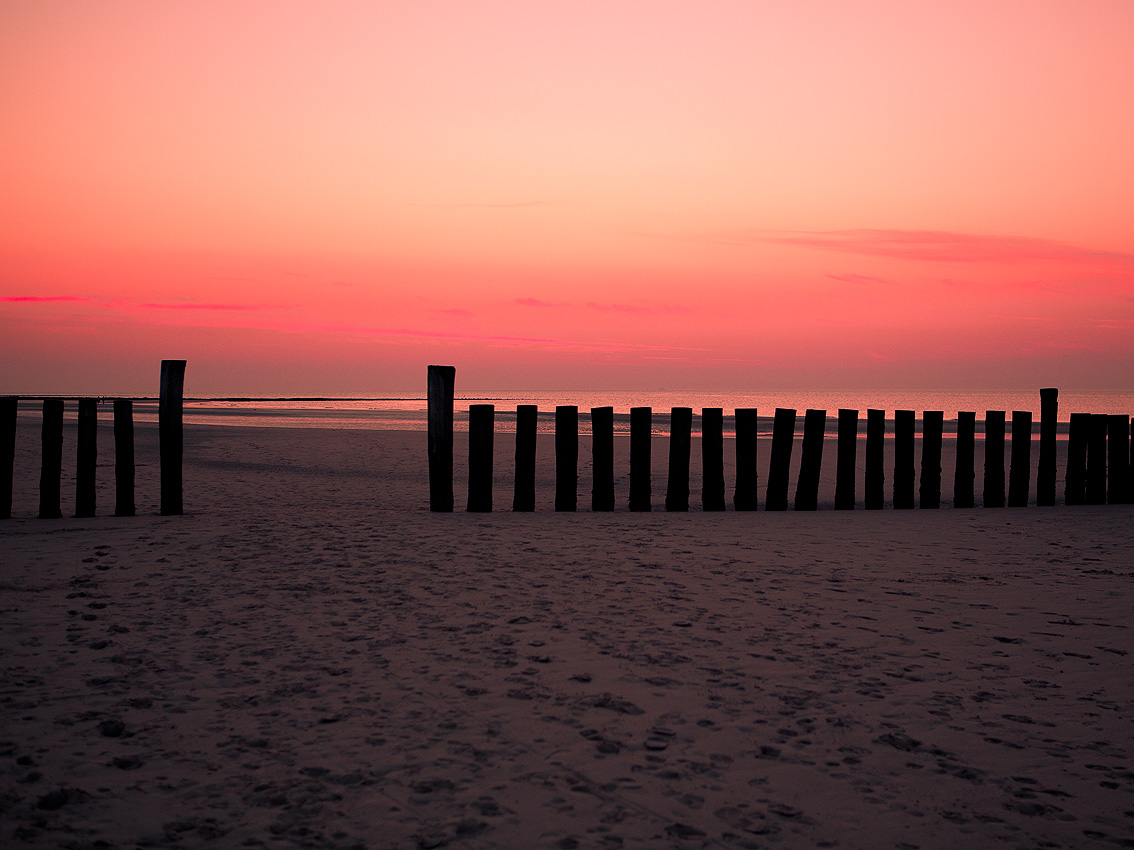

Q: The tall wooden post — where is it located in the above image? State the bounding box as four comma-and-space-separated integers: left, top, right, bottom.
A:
733, 408, 759, 511
39, 399, 64, 519
1037, 388, 1058, 506
1065, 413, 1089, 506
766, 408, 796, 512
113, 399, 135, 517
629, 407, 652, 511
983, 410, 1006, 508
0, 397, 16, 519
954, 412, 976, 509
427, 365, 455, 512
1086, 414, 1108, 505
512, 404, 537, 512
1106, 415, 1129, 505
835, 408, 858, 510
920, 411, 943, 509
665, 407, 692, 511
466, 404, 494, 512
793, 409, 825, 511
701, 408, 725, 511
555, 405, 578, 512
1008, 411, 1032, 507
864, 408, 885, 510
159, 360, 186, 516
893, 410, 915, 509
75, 398, 98, 518
591, 406, 615, 511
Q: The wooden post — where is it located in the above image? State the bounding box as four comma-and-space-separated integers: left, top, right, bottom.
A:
1008, 411, 1032, 507
765, 408, 795, 512
793, 408, 825, 511
665, 407, 692, 512
1086, 413, 1107, 505
39, 399, 64, 519
629, 407, 652, 511
835, 408, 858, 510
701, 408, 725, 511
75, 398, 97, 518
591, 406, 615, 511
512, 404, 537, 512
893, 410, 915, 509
733, 408, 759, 511
113, 399, 135, 517
555, 405, 578, 512
865, 408, 885, 510
1106, 415, 1129, 505
1037, 388, 1058, 506
920, 411, 943, 509
983, 410, 1006, 508
0, 397, 16, 519
427, 365, 455, 512
1065, 413, 1089, 506
159, 359, 186, 516
466, 404, 494, 512
954, 411, 976, 509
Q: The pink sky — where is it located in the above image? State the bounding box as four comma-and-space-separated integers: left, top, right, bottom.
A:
2, 1, 1133, 395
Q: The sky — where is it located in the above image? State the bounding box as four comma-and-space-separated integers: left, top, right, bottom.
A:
2, 0, 1133, 395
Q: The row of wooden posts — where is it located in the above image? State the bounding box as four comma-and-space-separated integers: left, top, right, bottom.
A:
427, 366, 1133, 513
0, 361, 186, 520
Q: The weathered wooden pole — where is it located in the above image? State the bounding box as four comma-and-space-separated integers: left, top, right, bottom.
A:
665, 407, 692, 511
113, 399, 135, 517
864, 409, 885, 510
1065, 413, 1089, 506
1, 397, 16, 519
766, 408, 796, 512
1037, 388, 1058, 506
835, 408, 858, 510
427, 365, 455, 512
793, 408, 825, 511
629, 406, 652, 511
555, 405, 578, 512
954, 411, 976, 509
1106, 415, 1129, 505
893, 410, 915, 509
1085, 413, 1108, 505
1007, 411, 1032, 507
512, 404, 537, 512
466, 404, 494, 512
39, 399, 64, 519
733, 408, 759, 511
159, 360, 186, 516
920, 411, 943, 509
75, 398, 98, 518
983, 410, 1006, 508
591, 406, 615, 511
701, 408, 725, 511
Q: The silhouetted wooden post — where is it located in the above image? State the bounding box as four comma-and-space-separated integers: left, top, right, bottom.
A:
39, 399, 64, 519
920, 411, 943, 509
733, 408, 759, 511
1037, 388, 1058, 506
766, 408, 796, 511
1, 397, 15, 519
1008, 411, 1032, 507
954, 412, 976, 509
893, 410, 915, 509
1106, 415, 1129, 505
701, 408, 725, 511
75, 398, 97, 518
665, 407, 692, 511
865, 409, 885, 510
159, 359, 186, 516
512, 404, 537, 512
835, 408, 858, 510
983, 410, 1005, 508
793, 409, 825, 511
591, 406, 614, 511
1065, 413, 1089, 506
555, 405, 578, 511
629, 407, 652, 511
427, 365, 455, 512
466, 404, 494, 512
113, 399, 135, 517
1086, 413, 1107, 505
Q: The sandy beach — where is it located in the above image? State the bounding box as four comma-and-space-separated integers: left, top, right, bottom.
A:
2, 419, 1133, 849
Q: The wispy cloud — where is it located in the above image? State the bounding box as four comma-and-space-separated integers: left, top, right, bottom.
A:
515, 297, 690, 315
2, 295, 90, 303
137, 302, 273, 311
824, 273, 894, 286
